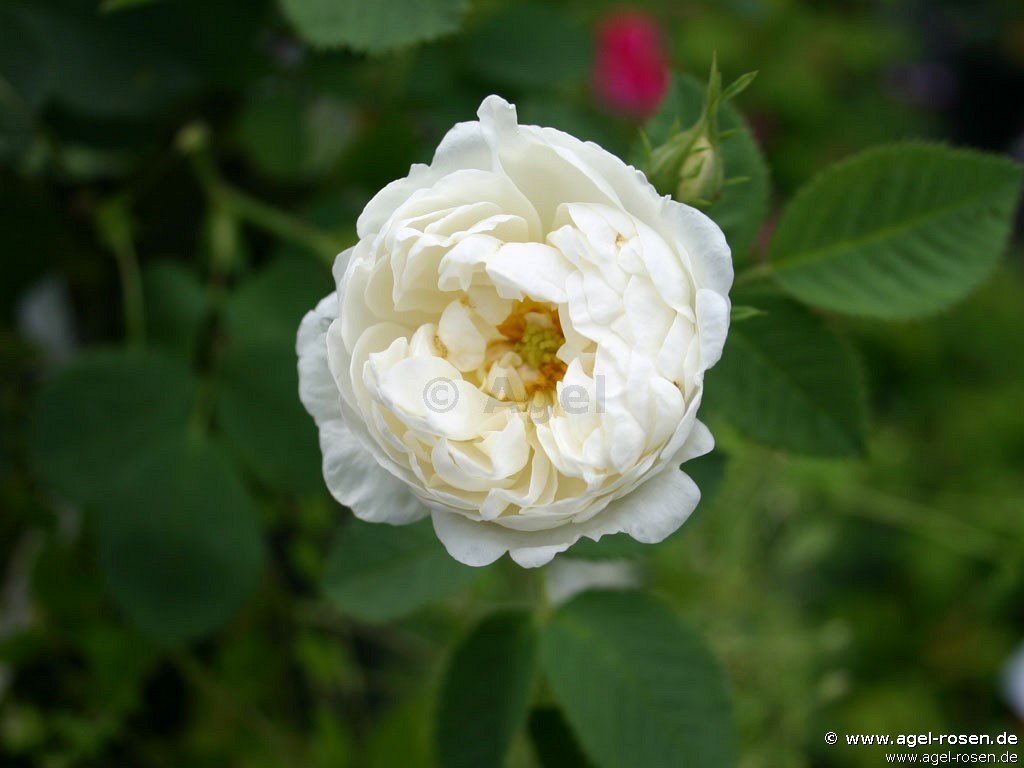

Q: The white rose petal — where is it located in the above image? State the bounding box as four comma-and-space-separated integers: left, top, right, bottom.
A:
297, 95, 732, 568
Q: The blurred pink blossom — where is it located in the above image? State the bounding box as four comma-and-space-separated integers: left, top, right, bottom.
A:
593, 10, 670, 118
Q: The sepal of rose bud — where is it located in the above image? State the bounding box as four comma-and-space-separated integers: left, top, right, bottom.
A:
646, 56, 757, 208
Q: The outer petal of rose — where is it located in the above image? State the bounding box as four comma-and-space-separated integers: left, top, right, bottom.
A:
319, 419, 428, 525
431, 469, 696, 568
516, 112, 733, 299
297, 292, 342, 426
603, 463, 701, 544
357, 121, 493, 239
477, 96, 623, 226
432, 428, 711, 568
676, 418, 715, 464
596, 415, 712, 541
695, 288, 731, 372
431, 507, 624, 568
659, 199, 734, 298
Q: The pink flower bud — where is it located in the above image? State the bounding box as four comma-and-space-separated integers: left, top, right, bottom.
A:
593, 11, 670, 118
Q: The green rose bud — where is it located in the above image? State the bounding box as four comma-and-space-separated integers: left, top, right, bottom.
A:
646, 56, 757, 209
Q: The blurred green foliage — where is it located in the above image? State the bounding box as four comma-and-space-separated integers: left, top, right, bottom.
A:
2, 0, 1023, 766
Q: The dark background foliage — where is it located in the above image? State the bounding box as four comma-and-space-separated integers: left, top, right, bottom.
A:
1, 0, 1023, 766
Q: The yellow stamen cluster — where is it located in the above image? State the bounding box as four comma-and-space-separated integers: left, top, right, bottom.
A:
490, 301, 567, 397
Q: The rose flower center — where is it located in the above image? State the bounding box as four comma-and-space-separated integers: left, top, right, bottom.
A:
488, 300, 567, 401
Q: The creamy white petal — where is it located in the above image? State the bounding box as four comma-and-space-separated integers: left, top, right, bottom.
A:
677, 418, 715, 464
606, 465, 701, 544
695, 288, 731, 372
660, 199, 734, 297
320, 419, 427, 524
431, 506, 624, 568
437, 300, 488, 371
297, 293, 341, 426
485, 242, 572, 304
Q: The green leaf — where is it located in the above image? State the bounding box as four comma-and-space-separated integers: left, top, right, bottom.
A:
141, 260, 208, 360
436, 611, 538, 768
279, 0, 468, 54
215, 340, 323, 493
96, 433, 265, 644
461, 3, 592, 91
223, 257, 332, 346
769, 143, 1023, 319
706, 291, 867, 456
540, 591, 737, 768
323, 519, 481, 622
645, 74, 769, 261
29, 349, 197, 505
529, 707, 592, 768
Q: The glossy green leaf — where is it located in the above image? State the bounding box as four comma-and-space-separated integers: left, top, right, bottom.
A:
645, 74, 769, 261
280, 0, 468, 54
215, 340, 323, 493
769, 143, 1023, 318
29, 349, 197, 505
706, 291, 867, 456
540, 591, 737, 768
436, 611, 537, 768
323, 519, 481, 622
96, 433, 265, 644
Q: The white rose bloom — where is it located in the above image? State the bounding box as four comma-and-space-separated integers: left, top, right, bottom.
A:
297, 96, 732, 568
